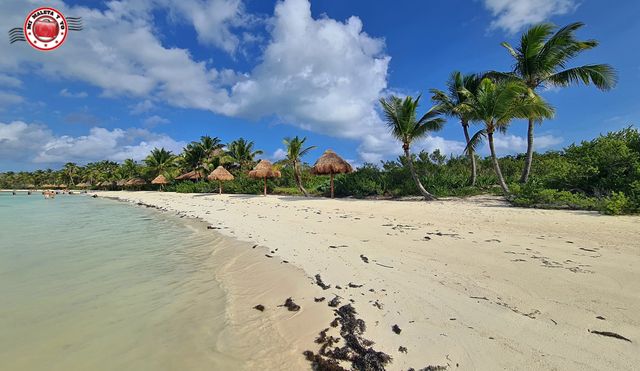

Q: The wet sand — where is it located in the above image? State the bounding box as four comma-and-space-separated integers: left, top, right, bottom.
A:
97, 191, 640, 370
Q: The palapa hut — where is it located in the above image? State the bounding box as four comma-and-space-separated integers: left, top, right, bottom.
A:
76, 181, 91, 189
99, 181, 114, 189
115, 179, 127, 189
151, 174, 169, 190
311, 149, 353, 198
175, 170, 204, 182
125, 178, 146, 188
248, 160, 281, 196
208, 166, 234, 194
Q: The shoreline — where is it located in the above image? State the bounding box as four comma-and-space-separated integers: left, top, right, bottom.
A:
93, 191, 640, 370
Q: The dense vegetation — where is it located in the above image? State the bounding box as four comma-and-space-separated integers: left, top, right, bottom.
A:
2, 22, 635, 214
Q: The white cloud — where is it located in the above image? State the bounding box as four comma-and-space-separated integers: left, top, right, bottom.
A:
0, 0, 232, 111
0, 91, 23, 107
143, 115, 170, 127
130, 100, 155, 115
491, 133, 564, 153
225, 0, 390, 140
166, 0, 252, 54
0, 74, 22, 88
357, 132, 467, 164
271, 148, 287, 161
60, 89, 88, 98
482, 0, 577, 34
0, 121, 185, 168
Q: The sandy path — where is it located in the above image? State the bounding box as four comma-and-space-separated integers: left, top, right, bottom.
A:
97, 191, 640, 370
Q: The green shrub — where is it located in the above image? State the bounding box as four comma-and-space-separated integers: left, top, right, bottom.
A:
601, 192, 629, 215
172, 181, 216, 193
511, 181, 598, 210
332, 164, 385, 198
224, 173, 274, 195
273, 187, 303, 196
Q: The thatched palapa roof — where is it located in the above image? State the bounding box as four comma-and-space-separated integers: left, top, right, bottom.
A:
175, 170, 204, 181
311, 149, 353, 175
151, 174, 169, 185
125, 178, 146, 186
208, 166, 234, 181
116, 179, 127, 187
76, 182, 92, 188
248, 160, 281, 179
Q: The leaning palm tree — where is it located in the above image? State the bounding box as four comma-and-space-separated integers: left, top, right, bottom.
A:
379, 95, 445, 200
283, 136, 316, 196
226, 138, 263, 170
497, 22, 617, 183
144, 147, 176, 177
431, 71, 482, 186
63, 162, 79, 187
461, 78, 554, 195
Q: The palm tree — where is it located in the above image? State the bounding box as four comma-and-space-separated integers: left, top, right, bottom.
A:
283, 136, 316, 196
199, 135, 223, 159
431, 71, 482, 186
145, 147, 176, 177
63, 162, 79, 186
379, 95, 445, 200
461, 78, 554, 195
497, 22, 617, 183
121, 159, 140, 179
226, 138, 263, 170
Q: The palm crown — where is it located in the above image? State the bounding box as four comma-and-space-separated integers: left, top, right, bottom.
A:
461, 78, 554, 133
283, 136, 316, 164
500, 22, 617, 90
226, 138, 263, 169
379, 95, 445, 149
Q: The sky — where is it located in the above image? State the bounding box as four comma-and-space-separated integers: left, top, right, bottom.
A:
0, 0, 638, 171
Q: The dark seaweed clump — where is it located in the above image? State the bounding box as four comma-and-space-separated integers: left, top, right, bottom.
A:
282, 297, 300, 311
304, 304, 392, 371
315, 274, 332, 290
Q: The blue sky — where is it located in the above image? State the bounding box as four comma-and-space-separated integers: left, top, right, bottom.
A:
0, 0, 638, 171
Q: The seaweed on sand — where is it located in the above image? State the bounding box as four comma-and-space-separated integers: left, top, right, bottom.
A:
280, 297, 300, 311
316, 274, 332, 290
304, 304, 392, 371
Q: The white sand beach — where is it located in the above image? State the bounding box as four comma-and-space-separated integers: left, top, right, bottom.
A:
96, 191, 640, 370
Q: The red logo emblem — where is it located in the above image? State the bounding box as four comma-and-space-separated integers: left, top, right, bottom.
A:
23, 7, 68, 51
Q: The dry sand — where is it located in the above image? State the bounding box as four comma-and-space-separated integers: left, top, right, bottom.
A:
96, 191, 640, 370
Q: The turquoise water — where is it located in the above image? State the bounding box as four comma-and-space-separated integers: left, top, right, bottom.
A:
0, 192, 241, 370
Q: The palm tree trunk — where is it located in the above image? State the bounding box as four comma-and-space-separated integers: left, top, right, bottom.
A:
488, 132, 510, 195
462, 121, 477, 186
520, 117, 535, 183
219, 180, 222, 195
404, 146, 436, 201
293, 162, 309, 197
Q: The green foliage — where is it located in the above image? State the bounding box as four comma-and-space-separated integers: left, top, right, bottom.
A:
601, 192, 629, 215
510, 181, 598, 210
332, 164, 385, 198
224, 172, 273, 195
170, 181, 217, 193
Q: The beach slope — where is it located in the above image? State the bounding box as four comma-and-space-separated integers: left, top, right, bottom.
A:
97, 192, 640, 370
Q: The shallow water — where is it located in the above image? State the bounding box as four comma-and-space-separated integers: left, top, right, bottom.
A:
0, 192, 241, 370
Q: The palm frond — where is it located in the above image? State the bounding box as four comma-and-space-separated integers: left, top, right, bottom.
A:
547, 64, 617, 90
465, 129, 487, 155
